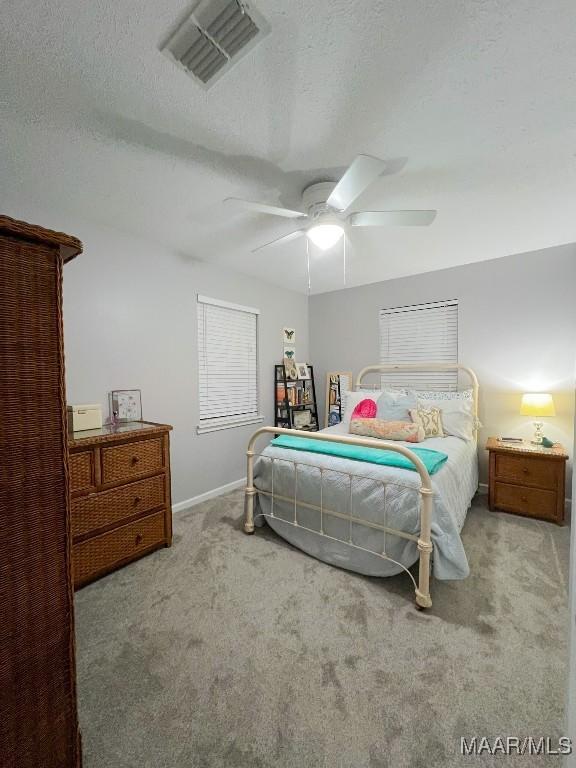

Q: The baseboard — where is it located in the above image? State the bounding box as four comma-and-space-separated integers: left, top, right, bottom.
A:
477, 482, 488, 495
172, 478, 246, 514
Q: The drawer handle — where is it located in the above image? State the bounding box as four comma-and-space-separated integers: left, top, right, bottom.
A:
521, 496, 528, 503
135, 533, 143, 545
131, 456, 140, 465
522, 467, 529, 474
134, 496, 142, 506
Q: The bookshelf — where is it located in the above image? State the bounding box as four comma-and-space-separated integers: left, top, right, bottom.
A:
275, 364, 319, 431
325, 371, 353, 428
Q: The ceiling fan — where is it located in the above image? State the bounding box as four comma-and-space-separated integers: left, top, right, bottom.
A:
225, 154, 437, 253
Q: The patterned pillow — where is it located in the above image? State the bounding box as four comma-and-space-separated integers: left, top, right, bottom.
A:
409, 406, 445, 438
417, 397, 474, 441
350, 418, 425, 442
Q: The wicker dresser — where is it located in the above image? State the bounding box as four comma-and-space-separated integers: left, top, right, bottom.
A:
69, 421, 173, 588
0, 216, 82, 767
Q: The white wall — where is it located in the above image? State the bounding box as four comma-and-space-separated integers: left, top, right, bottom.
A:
310, 244, 576, 491
4, 203, 309, 506
4, 199, 574, 502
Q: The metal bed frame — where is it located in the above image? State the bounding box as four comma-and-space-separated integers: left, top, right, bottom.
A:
244, 364, 479, 609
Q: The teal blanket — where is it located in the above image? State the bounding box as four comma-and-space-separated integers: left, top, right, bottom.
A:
270, 435, 448, 475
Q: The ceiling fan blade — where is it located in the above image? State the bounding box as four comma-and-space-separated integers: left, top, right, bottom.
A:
225, 198, 305, 219
349, 210, 437, 227
326, 155, 388, 212
251, 230, 305, 253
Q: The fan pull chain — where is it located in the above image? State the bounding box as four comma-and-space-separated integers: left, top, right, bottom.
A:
306, 237, 311, 294
343, 233, 347, 287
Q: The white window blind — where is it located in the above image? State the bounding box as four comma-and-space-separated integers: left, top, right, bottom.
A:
197, 295, 262, 433
379, 300, 459, 390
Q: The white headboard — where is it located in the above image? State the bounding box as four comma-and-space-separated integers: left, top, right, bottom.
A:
355, 363, 479, 424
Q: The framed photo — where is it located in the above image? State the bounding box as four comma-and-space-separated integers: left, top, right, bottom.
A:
283, 357, 298, 381
282, 327, 296, 344
283, 344, 295, 361
296, 362, 310, 380
111, 389, 142, 422
293, 410, 312, 428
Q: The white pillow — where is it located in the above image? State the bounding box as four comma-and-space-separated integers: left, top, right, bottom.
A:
417, 396, 474, 441
341, 390, 383, 425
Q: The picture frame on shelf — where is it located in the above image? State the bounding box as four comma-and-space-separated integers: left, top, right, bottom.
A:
110, 389, 142, 423
296, 362, 310, 380
293, 410, 312, 428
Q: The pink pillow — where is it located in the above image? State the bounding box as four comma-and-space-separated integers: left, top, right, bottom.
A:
350, 398, 378, 419
349, 418, 425, 443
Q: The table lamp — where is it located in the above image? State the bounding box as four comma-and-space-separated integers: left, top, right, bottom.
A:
520, 393, 555, 444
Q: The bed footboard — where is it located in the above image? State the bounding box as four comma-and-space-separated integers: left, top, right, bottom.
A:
244, 426, 434, 609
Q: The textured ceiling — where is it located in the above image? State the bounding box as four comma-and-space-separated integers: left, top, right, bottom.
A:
1, 0, 575, 293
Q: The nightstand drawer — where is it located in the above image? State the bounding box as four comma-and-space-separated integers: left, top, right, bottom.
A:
494, 453, 558, 490
493, 482, 557, 520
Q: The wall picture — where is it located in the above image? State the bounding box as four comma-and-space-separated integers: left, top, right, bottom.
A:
282, 327, 296, 344
283, 344, 295, 360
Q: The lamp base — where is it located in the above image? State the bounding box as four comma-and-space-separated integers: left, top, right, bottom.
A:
531, 421, 544, 445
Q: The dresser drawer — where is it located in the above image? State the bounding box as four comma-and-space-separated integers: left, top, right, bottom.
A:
101, 437, 163, 485
494, 453, 558, 490
69, 450, 95, 493
71, 474, 165, 539
72, 511, 166, 586
493, 481, 557, 521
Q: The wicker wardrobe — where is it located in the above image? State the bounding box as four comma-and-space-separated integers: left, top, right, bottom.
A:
0, 216, 83, 767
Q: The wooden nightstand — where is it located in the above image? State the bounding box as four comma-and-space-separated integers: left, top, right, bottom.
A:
486, 437, 568, 524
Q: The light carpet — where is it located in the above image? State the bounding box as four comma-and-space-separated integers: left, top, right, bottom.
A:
75, 490, 570, 768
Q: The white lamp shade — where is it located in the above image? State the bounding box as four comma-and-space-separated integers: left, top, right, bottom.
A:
306, 224, 344, 251
520, 393, 555, 417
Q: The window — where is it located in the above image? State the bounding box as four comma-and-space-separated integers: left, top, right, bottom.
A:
197, 295, 262, 433
379, 300, 458, 390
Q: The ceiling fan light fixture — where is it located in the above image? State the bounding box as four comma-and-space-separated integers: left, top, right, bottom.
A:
306, 223, 344, 251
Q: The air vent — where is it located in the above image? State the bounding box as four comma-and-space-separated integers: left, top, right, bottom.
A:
162, 0, 269, 88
